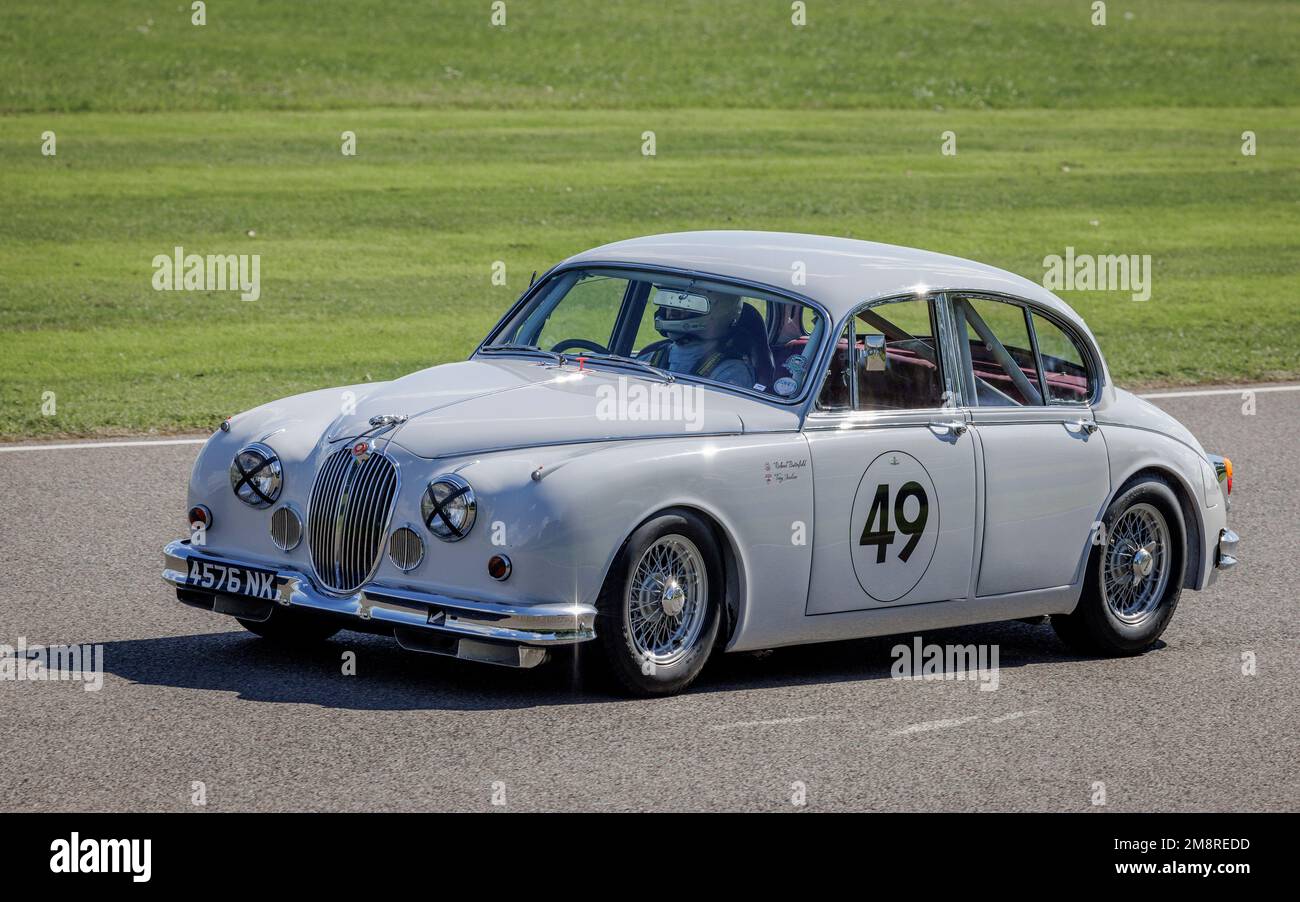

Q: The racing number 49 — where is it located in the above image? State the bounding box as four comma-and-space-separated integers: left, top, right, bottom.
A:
859, 482, 929, 563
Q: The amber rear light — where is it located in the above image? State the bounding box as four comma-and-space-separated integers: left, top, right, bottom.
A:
1224, 457, 1233, 495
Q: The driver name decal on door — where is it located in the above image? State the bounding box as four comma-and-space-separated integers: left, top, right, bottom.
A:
850, 451, 940, 602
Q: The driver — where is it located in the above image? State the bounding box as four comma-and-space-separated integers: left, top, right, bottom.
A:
642, 289, 755, 389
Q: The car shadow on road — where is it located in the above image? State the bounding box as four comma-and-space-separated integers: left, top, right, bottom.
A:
94, 618, 1119, 711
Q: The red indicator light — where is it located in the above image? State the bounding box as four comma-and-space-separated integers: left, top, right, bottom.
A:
488, 555, 512, 581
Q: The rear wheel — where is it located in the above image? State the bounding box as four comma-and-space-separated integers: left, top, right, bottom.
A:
589, 510, 723, 696
237, 607, 341, 645
1053, 476, 1185, 655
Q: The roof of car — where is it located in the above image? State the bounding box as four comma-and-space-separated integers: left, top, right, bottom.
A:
563, 230, 1082, 326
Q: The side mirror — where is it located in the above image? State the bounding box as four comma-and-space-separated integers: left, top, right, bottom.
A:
861, 333, 887, 372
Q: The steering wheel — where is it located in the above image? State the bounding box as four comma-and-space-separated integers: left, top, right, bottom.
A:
550, 339, 609, 355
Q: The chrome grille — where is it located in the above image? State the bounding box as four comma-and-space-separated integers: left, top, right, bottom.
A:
307, 447, 399, 593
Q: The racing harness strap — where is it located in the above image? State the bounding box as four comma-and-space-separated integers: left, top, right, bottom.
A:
645, 343, 726, 378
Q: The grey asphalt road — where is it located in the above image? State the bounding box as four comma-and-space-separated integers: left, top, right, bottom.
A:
1, 389, 1296, 812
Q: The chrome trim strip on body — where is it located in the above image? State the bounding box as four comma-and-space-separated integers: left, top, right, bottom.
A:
802, 406, 966, 431
416, 430, 750, 460
162, 539, 596, 647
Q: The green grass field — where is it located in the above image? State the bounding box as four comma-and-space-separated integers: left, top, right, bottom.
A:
1, 1, 1297, 438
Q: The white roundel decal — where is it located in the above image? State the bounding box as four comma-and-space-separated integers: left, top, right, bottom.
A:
849, 451, 940, 602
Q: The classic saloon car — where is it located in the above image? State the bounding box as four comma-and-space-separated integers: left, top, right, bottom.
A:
163, 231, 1239, 695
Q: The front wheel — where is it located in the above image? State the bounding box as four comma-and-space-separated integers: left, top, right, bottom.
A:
590, 510, 723, 696
1053, 476, 1185, 655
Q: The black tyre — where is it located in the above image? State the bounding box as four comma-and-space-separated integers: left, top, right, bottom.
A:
1053, 476, 1185, 655
237, 607, 341, 645
589, 509, 723, 696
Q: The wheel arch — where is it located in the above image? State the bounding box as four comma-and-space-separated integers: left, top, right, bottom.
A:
603, 503, 746, 649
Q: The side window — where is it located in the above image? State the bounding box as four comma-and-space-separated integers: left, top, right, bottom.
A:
815, 296, 945, 412
955, 297, 1044, 407
1032, 313, 1092, 404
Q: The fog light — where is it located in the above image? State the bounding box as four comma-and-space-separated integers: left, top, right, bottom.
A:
187, 505, 212, 531
488, 554, 512, 581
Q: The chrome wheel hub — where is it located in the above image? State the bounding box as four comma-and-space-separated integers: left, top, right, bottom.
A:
625, 535, 708, 666
1102, 503, 1172, 624
1131, 546, 1155, 582
660, 582, 686, 618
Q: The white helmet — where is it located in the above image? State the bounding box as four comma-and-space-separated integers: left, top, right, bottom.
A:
654, 289, 743, 342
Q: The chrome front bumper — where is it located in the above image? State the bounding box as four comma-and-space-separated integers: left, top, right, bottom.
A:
1215, 528, 1240, 571
162, 539, 596, 669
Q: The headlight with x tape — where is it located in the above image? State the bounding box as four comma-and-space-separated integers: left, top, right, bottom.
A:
229, 443, 283, 508
421, 473, 476, 541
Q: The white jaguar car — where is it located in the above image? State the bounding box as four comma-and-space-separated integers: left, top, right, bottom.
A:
163, 231, 1239, 695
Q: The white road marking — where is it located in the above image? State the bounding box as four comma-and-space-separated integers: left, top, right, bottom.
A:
1139, 384, 1300, 399
0, 438, 207, 454
711, 715, 830, 731
892, 715, 983, 736
990, 709, 1039, 724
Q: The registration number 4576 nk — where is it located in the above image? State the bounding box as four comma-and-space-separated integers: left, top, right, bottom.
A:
186, 558, 279, 601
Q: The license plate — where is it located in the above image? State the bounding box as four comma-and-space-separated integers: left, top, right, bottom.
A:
185, 557, 280, 602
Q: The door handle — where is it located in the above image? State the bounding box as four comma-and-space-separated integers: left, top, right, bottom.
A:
933, 420, 968, 436
1074, 420, 1099, 434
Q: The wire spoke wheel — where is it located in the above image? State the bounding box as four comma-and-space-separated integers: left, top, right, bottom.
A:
624, 534, 708, 666
1101, 502, 1172, 624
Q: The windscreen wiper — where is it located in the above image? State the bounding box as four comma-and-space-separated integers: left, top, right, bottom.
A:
576, 352, 675, 383
482, 343, 566, 365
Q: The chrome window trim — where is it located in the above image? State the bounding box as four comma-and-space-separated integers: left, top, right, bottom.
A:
963, 405, 1089, 425
934, 291, 965, 410
804, 405, 966, 431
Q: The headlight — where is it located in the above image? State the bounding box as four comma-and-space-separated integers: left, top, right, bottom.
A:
230, 443, 283, 507
421, 474, 476, 541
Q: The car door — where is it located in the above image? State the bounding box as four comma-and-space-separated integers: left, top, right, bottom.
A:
951, 294, 1110, 597
805, 294, 978, 614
